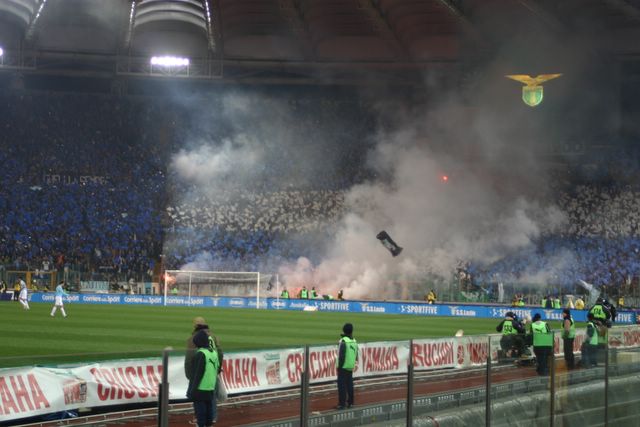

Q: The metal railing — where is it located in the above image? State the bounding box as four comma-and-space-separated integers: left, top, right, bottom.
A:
158, 334, 639, 427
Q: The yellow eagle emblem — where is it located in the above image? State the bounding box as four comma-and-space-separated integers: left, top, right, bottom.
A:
505, 74, 562, 107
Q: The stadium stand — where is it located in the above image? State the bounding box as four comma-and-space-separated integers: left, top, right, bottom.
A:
0, 88, 371, 279
0, 90, 165, 281
2, 87, 640, 299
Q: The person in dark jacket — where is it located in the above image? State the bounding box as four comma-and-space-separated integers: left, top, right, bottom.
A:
336, 323, 358, 410
185, 316, 223, 380
545, 295, 553, 309
187, 330, 220, 427
561, 308, 576, 369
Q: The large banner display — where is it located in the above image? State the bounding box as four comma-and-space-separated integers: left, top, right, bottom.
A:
2, 325, 640, 423
27, 293, 638, 324
413, 335, 502, 370
79, 281, 109, 293
0, 359, 166, 423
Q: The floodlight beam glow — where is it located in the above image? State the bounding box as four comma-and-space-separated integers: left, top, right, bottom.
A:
33, 0, 47, 23
204, 0, 212, 23
0, 47, 3, 57
150, 56, 190, 67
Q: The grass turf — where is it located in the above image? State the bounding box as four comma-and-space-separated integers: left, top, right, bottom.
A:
0, 301, 529, 368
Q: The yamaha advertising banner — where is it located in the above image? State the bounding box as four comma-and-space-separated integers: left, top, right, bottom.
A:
28, 293, 637, 324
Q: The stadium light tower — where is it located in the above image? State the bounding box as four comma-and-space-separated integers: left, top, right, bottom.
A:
150, 56, 189, 67
149, 55, 190, 76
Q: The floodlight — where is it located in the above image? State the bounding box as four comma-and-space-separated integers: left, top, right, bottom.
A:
0, 47, 3, 57
150, 56, 189, 67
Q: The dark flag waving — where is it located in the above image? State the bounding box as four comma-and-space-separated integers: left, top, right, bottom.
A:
376, 230, 403, 257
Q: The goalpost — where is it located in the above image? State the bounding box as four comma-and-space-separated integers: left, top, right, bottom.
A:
163, 270, 273, 307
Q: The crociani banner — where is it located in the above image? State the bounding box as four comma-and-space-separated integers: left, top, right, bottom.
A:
2, 326, 639, 422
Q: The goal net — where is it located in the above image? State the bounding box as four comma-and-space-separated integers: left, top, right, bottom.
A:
163, 270, 275, 307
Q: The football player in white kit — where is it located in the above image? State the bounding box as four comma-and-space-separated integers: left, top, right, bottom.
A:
51, 281, 69, 317
18, 279, 30, 310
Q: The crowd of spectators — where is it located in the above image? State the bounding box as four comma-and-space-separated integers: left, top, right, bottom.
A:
0, 88, 370, 280
0, 91, 165, 280
471, 183, 640, 290
163, 189, 344, 271
165, 189, 344, 233
2, 87, 640, 296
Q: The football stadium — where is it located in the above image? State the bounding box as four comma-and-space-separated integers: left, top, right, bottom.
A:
2, 0, 640, 426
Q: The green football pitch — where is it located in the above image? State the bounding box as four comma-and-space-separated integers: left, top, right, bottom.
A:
0, 302, 514, 368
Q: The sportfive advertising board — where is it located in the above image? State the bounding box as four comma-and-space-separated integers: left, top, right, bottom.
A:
28, 293, 638, 324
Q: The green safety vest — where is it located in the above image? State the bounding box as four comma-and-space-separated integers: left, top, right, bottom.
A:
517, 300, 525, 307
281, 290, 289, 299
196, 348, 219, 391
337, 337, 358, 371
587, 322, 599, 346
589, 305, 610, 345
553, 299, 561, 309
590, 304, 606, 321
531, 321, 553, 347
541, 298, 547, 308
300, 289, 308, 299
563, 318, 576, 339
501, 320, 517, 335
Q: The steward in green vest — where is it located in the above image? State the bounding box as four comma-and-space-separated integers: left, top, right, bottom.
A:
496, 312, 526, 357
561, 308, 576, 369
553, 297, 561, 309
541, 297, 547, 308
589, 300, 609, 323
281, 288, 289, 299
336, 323, 358, 409
187, 330, 221, 426
185, 317, 224, 382
300, 287, 308, 299
311, 287, 318, 299
588, 297, 613, 346
582, 313, 599, 368
531, 313, 553, 376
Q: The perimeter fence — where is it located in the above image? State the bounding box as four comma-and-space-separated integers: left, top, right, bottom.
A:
2, 325, 639, 426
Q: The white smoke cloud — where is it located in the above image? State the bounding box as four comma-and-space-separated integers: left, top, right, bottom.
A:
171, 135, 263, 188
517, 249, 578, 286
161, 4, 624, 301
178, 251, 217, 273
277, 86, 569, 299
166, 84, 572, 301
164, 92, 349, 273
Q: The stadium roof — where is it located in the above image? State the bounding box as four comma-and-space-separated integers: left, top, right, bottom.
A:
1, 0, 640, 85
